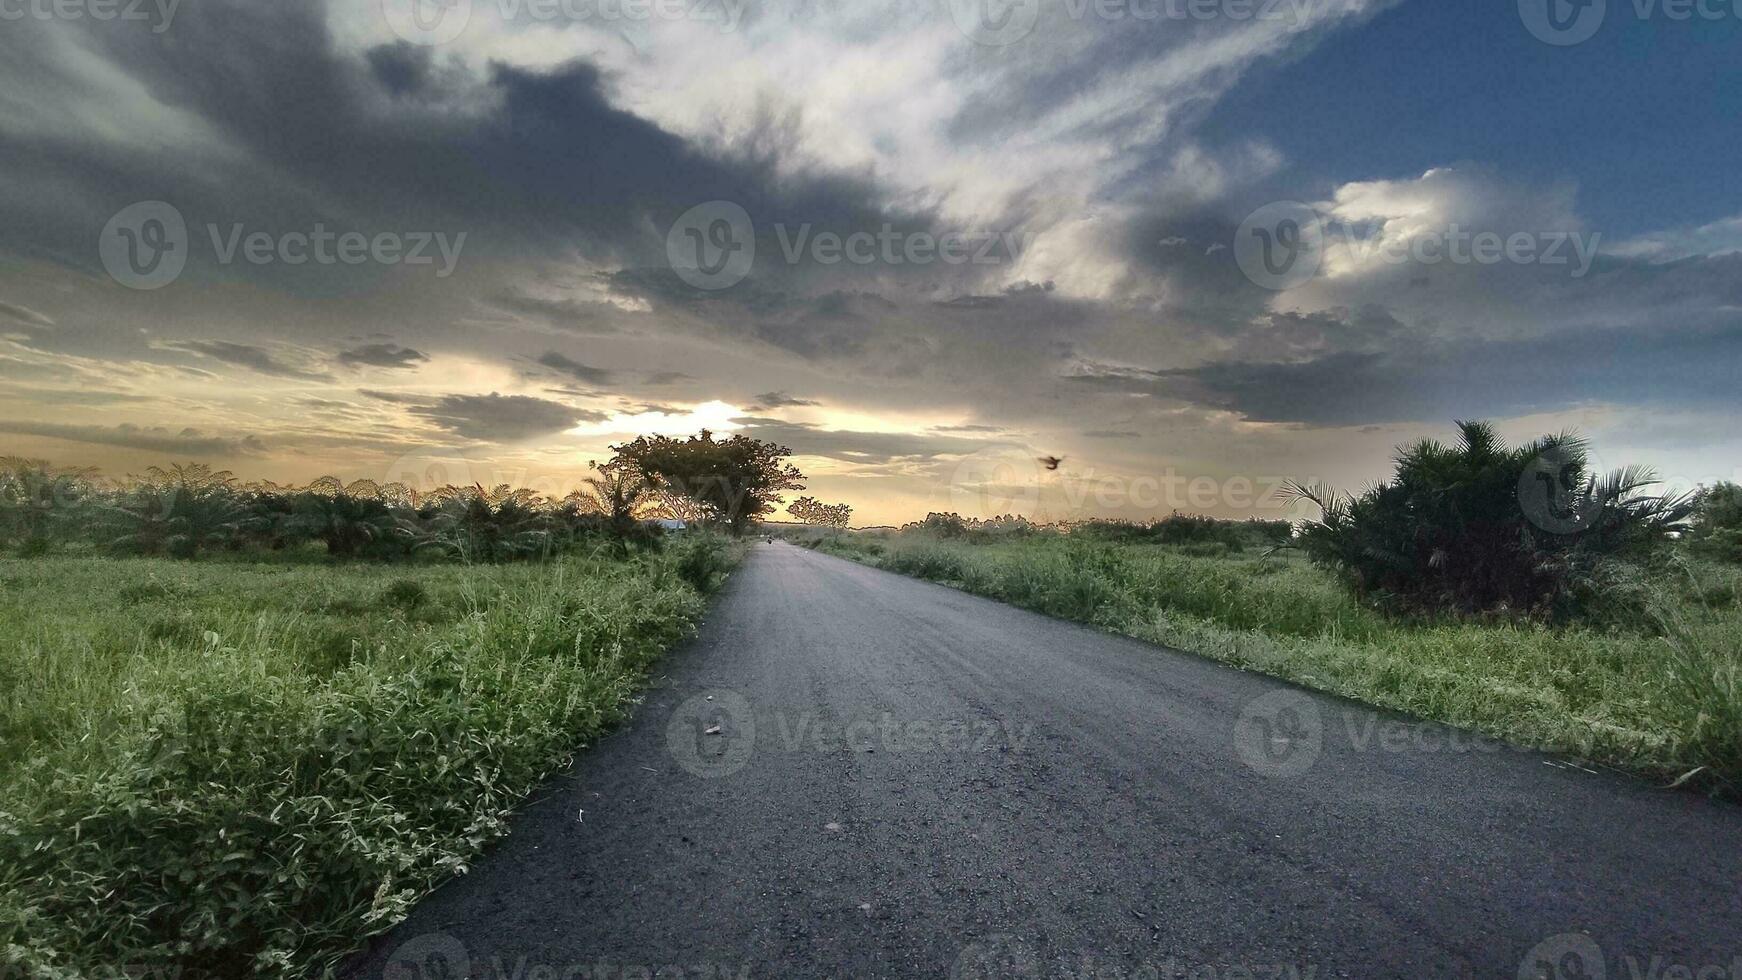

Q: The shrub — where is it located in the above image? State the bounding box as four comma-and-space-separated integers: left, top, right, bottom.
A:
909, 512, 971, 538
1284, 421, 1694, 620
667, 533, 735, 593
1689, 482, 1742, 563
14, 536, 52, 559
379, 578, 429, 613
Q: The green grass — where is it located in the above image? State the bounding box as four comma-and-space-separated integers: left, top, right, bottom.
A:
812, 532, 1742, 795
0, 540, 737, 978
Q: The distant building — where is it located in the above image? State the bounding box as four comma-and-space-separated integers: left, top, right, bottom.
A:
650, 518, 689, 532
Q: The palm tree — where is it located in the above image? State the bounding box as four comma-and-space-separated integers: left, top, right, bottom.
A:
1282, 421, 1695, 618
0, 458, 98, 552
109, 464, 247, 558
288, 477, 410, 559
421, 484, 556, 562
580, 463, 655, 553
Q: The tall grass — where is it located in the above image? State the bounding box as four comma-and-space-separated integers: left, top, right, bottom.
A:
817, 533, 1742, 795
0, 543, 736, 978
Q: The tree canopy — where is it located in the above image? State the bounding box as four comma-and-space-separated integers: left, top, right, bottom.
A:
608, 430, 804, 537
788, 496, 852, 529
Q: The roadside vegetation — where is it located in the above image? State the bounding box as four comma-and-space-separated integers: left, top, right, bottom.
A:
0, 437, 783, 978
802, 423, 1742, 797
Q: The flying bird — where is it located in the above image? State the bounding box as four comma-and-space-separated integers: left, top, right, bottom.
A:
1037, 455, 1064, 471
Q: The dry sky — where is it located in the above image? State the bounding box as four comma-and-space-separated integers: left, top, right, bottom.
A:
2, 0, 1738, 525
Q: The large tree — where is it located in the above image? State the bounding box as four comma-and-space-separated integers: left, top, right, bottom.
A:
610, 430, 804, 537
788, 495, 852, 529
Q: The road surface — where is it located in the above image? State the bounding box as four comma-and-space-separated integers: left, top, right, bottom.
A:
348, 543, 1742, 979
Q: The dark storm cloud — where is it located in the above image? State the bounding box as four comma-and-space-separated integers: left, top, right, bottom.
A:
337, 344, 430, 370
162, 341, 331, 381
408, 393, 605, 442
0, 421, 267, 456
488, 291, 633, 335
750, 392, 820, 409
0, 0, 918, 292
1147, 323, 1742, 427
734, 418, 1003, 465
534, 352, 615, 385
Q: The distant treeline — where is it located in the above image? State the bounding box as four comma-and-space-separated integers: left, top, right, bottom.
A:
895, 511, 1291, 551
0, 430, 809, 561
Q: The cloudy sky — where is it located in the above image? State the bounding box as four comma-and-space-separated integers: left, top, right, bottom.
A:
2, 0, 1738, 525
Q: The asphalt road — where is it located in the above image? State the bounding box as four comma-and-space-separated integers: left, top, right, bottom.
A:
348, 543, 1742, 980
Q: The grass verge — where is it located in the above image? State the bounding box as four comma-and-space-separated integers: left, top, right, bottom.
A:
0, 537, 738, 978
810, 533, 1742, 796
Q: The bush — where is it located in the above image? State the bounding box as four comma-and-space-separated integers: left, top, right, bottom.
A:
1689, 482, 1742, 563
1071, 515, 1290, 551
667, 533, 735, 593
14, 536, 52, 559
379, 578, 429, 613
1285, 421, 1694, 620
